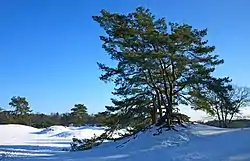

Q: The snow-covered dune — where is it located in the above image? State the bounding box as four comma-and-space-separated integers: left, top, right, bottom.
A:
0, 124, 105, 147
0, 124, 249, 161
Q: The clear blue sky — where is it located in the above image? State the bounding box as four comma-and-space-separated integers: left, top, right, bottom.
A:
1, 0, 250, 114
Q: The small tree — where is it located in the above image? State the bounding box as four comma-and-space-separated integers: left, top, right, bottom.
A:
225, 86, 250, 126
9, 96, 32, 115
191, 78, 250, 128
8, 96, 32, 125
70, 104, 88, 126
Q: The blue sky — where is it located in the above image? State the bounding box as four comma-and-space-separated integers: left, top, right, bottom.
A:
0, 0, 250, 115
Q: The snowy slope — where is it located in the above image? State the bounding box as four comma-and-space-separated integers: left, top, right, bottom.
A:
0, 124, 105, 159
0, 124, 250, 161
0, 124, 105, 147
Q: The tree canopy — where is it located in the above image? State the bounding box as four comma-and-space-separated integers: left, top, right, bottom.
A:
191, 79, 250, 127
70, 104, 89, 126
9, 96, 32, 115
93, 7, 223, 132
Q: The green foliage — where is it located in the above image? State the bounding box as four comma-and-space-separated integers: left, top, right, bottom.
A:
7, 96, 32, 125
71, 138, 90, 151
93, 6, 223, 131
87, 111, 111, 126
70, 134, 101, 151
70, 104, 88, 126
0, 96, 109, 128
202, 119, 250, 128
9, 96, 32, 115
67, 7, 225, 151
0, 109, 108, 128
190, 77, 232, 116
191, 78, 250, 128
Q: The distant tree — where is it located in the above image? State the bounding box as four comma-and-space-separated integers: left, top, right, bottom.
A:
224, 86, 250, 126
191, 78, 250, 127
0, 101, 106, 127
50, 112, 62, 125
0, 109, 14, 124
60, 113, 71, 126
9, 96, 32, 115
87, 111, 111, 126
8, 96, 32, 125
70, 104, 88, 126
30, 113, 52, 128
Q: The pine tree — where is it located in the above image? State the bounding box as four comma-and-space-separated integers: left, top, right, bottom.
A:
9, 96, 32, 124
70, 104, 88, 126
9, 96, 32, 115
93, 7, 223, 132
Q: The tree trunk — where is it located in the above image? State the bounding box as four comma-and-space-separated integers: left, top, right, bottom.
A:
156, 91, 163, 118
151, 96, 157, 124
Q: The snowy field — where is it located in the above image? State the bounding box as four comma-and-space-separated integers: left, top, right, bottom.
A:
0, 124, 250, 161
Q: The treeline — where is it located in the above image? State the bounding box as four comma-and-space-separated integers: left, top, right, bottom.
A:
0, 96, 109, 128
200, 119, 250, 128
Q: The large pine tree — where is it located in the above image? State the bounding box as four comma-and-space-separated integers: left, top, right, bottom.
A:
93, 7, 223, 132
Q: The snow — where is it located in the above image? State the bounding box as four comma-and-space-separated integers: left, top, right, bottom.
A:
0, 123, 250, 161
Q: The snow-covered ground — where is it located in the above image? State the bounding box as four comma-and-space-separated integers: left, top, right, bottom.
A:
0, 124, 250, 161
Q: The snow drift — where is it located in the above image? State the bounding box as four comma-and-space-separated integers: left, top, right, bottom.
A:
0, 123, 249, 161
